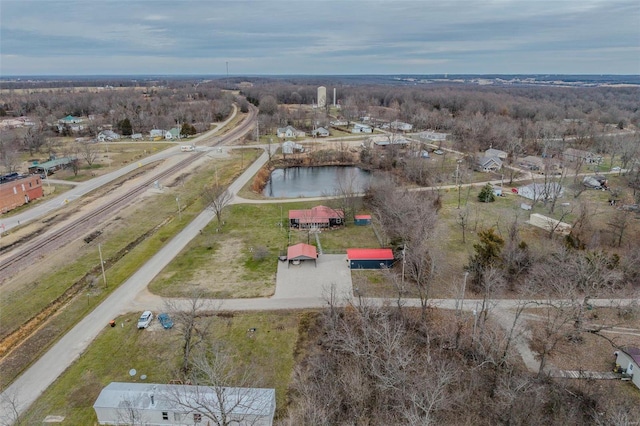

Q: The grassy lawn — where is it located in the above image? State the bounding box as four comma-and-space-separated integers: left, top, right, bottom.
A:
19, 310, 305, 425
149, 201, 381, 298
0, 150, 258, 388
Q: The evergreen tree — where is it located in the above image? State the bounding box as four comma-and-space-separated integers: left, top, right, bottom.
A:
478, 183, 495, 203
118, 118, 133, 136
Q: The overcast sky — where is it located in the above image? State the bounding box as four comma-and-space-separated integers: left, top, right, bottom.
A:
1, 0, 639, 76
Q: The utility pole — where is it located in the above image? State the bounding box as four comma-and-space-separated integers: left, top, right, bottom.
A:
457, 271, 469, 316
456, 162, 461, 209
401, 244, 406, 288
98, 243, 107, 289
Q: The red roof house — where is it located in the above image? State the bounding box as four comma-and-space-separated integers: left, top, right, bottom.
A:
288, 205, 344, 229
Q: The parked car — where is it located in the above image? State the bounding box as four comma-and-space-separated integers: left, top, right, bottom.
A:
157, 313, 174, 329
434, 149, 444, 155
137, 311, 153, 329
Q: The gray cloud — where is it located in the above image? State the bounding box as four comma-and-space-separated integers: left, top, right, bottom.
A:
1, 0, 638, 75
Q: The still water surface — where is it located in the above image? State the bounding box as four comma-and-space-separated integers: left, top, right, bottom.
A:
263, 166, 371, 198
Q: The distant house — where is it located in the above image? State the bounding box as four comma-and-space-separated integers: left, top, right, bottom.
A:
287, 243, 317, 267
93, 382, 276, 426
519, 155, 563, 174
516, 182, 564, 201
351, 123, 373, 134
330, 120, 348, 127
311, 127, 330, 137
149, 129, 165, 140
347, 248, 395, 269
390, 121, 413, 132
485, 148, 508, 160
276, 126, 305, 138
615, 348, 640, 390
418, 131, 448, 141
57, 115, 84, 132
563, 148, 602, 165
289, 205, 344, 229
131, 133, 143, 140
282, 141, 304, 155
371, 135, 409, 147
97, 130, 121, 142
166, 128, 181, 140
476, 156, 503, 172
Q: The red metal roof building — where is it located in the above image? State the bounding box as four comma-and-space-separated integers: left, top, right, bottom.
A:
288, 205, 344, 229
347, 248, 395, 269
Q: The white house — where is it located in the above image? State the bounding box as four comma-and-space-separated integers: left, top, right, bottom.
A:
282, 141, 305, 154
311, 127, 330, 137
615, 347, 640, 390
97, 130, 121, 142
93, 382, 276, 426
517, 182, 564, 201
131, 133, 143, 140
351, 123, 373, 134
276, 126, 305, 138
57, 115, 85, 132
390, 121, 413, 132
418, 131, 448, 141
371, 135, 409, 147
563, 148, 602, 165
330, 120, 348, 127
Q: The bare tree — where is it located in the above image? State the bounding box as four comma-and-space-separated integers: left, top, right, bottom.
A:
78, 141, 99, 167
203, 184, 233, 226
166, 293, 212, 374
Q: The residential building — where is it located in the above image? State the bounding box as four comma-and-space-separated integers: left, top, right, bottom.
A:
485, 148, 508, 160
390, 121, 413, 132
97, 130, 121, 142
311, 127, 330, 137
276, 126, 305, 138
418, 131, 448, 141
351, 123, 373, 134
516, 182, 564, 201
476, 156, 503, 172
289, 205, 344, 229
615, 348, 640, 390
93, 382, 276, 426
563, 148, 602, 165
282, 141, 304, 155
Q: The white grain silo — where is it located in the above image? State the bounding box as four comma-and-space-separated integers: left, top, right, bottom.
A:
317, 86, 327, 108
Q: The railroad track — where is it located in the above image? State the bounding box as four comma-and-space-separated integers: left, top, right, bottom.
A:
0, 105, 257, 282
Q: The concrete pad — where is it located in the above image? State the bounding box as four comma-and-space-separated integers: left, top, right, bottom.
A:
275, 254, 352, 300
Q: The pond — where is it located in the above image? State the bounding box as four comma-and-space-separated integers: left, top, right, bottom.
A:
263, 166, 372, 198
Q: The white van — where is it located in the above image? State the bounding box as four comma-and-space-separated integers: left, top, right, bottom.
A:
181, 145, 195, 152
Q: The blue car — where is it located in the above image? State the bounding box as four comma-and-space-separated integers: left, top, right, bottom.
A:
157, 313, 174, 329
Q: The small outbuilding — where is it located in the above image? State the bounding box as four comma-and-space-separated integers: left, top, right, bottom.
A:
287, 243, 317, 267
354, 215, 372, 226
347, 248, 395, 269
615, 347, 640, 390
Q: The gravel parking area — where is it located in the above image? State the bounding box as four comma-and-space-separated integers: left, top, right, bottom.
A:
274, 254, 353, 300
